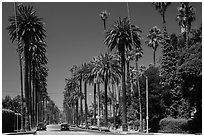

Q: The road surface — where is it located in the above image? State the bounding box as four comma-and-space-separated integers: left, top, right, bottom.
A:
36, 124, 117, 135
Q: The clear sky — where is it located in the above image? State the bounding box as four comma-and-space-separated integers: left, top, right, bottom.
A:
2, 2, 202, 110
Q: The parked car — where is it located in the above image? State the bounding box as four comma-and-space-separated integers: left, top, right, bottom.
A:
37, 122, 46, 131
61, 123, 69, 131
99, 126, 110, 132
89, 125, 99, 130
79, 123, 87, 129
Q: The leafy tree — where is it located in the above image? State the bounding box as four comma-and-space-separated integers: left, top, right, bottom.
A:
141, 65, 164, 131
2, 96, 13, 110
12, 95, 22, 113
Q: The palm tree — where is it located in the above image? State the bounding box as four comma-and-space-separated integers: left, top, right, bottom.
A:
10, 2, 25, 131
104, 17, 141, 131
92, 53, 121, 127
7, 5, 46, 130
36, 65, 48, 124
64, 77, 79, 125
145, 26, 163, 66
80, 63, 91, 128
74, 65, 84, 125
100, 10, 110, 31
152, 2, 171, 38
90, 56, 104, 127
70, 65, 80, 126
29, 41, 47, 127
88, 58, 101, 126
176, 2, 196, 48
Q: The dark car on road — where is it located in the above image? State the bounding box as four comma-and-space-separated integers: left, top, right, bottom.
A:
37, 122, 46, 131
61, 123, 69, 131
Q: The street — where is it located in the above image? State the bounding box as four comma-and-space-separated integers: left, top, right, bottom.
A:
36, 124, 117, 135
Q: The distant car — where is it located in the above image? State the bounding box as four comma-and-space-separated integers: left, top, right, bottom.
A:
89, 125, 99, 130
61, 123, 69, 131
37, 122, 46, 131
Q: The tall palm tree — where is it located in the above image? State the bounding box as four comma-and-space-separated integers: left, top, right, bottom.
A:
7, 5, 46, 130
29, 41, 47, 127
145, 26, 163, 66
81, 63, 91, 128
11, 2, 25, 131
64, 77, 79, 125
92, 53, 121, 127
89, 58, 101, 125
104, 17, 141, 131
90, 56, 103, 127
70, 65, 79, 125
36, 65, 48, 124
152, 2, 171, 38
176, 2, 196, 48
100, 10, 110, 31
74, 65, 84, 125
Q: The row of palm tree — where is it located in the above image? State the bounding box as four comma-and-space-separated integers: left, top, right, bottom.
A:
63, 2, 196, 131
7, 4, 48, 130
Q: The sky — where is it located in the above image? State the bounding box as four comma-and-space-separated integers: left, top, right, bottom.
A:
2, 2, 202, 110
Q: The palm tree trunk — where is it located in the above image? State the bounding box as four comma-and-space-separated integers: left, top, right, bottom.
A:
135, 57, 142, 132
153, 50, 156, 66
126, 60, 131, 103
32, 61, 36, 127
29, 56, 33, 128
113, 84, 116, 129
121, 50, 127, 131
75, 99, 79, 126
84, 81, 88, 128
97, 83, 100, 127
35, 79, 38, 125
104, 76, 108, 127
80, 77, 83, 124
13, 2, 25, 131
93, 83, 97, 125
24, 43, 31, 131
103, 20, 106, 31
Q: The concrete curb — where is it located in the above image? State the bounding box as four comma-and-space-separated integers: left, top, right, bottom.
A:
70, 127, 116, 134
70, 127, 149, 135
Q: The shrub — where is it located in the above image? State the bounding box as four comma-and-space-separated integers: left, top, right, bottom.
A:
2, 109, 15, 133
159, 117, 189, 133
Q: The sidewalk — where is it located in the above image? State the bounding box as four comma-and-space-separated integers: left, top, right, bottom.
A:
3, 129, 37, 135
110, 129, 150, 135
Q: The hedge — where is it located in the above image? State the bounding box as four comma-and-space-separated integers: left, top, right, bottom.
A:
159, 117, 189, 133
2, 109, 15, 133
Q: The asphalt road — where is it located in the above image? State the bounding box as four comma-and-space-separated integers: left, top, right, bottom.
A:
36, 124, 117, 135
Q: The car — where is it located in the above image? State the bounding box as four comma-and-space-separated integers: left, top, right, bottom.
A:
79, 123, 87, 129
61, 123, 69, 131
89, 125, 99, 130
37, 122, 46, 131
99, 126, 110, 132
